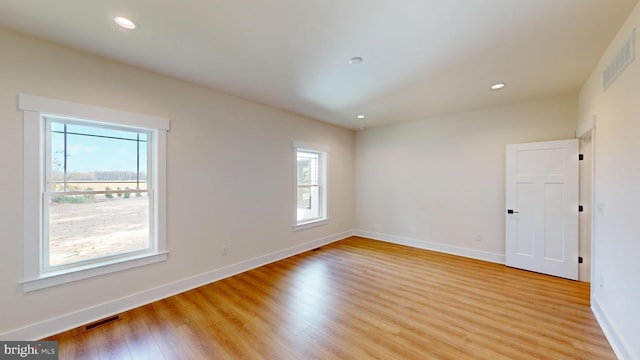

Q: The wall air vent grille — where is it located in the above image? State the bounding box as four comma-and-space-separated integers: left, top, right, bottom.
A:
603, 28, 636, 90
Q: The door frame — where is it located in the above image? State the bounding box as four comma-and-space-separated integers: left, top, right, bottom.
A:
576, 116, 597, 298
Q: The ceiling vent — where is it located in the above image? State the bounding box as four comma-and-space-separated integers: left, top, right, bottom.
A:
603, 28, 636, 90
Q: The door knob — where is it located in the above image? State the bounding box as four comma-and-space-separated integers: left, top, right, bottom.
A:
507, 209, 519, 214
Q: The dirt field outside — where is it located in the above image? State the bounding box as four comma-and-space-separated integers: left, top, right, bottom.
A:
55, 181, 147, 192
48, 196, 149, 266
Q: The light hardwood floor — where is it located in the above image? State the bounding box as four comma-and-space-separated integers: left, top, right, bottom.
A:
45, 236, 615, 359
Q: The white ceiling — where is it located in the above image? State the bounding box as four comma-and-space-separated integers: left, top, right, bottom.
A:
0, 0, 637, 129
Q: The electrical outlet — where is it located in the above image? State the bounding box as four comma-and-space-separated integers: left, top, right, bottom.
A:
222, 245, 229, 256
475, 233, 482, 241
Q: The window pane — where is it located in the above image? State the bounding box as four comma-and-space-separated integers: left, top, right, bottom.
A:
297, 186, 311, 208
47, 121, 152, 268
65, 132, 137, 177
48, 193, 150, 266
297, 151, 319, 185
297, 150, 321, 222
50, 122, 149, 192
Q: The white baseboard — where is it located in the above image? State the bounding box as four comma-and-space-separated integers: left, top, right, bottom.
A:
592, 296, 633, 360
1, 230, 353, 341
353, 230, 505, 264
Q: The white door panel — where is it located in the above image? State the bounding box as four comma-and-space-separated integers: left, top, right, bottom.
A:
506, 139, 579, 280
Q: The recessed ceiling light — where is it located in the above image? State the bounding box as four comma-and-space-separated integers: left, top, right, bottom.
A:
490, 83, 506, 90
357, 114, 365, 119
349, 57, 363, 65
114, 16, 137, 30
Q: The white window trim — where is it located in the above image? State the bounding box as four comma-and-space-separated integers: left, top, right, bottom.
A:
292, 141, 329, 231
19, 93, 169, 292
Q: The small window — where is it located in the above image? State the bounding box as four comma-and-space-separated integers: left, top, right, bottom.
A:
293, 142, 328, 230
19, 94, 169, 291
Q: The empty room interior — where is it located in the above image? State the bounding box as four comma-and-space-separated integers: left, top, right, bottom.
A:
1, 1, 640, 359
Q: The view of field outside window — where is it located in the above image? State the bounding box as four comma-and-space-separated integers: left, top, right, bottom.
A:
47, 121, 151, 267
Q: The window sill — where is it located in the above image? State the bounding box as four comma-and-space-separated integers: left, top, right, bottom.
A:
21, 252, 168, 292
293, 218, 328, 232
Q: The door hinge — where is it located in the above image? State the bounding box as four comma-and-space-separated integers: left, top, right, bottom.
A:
578, 256, 583, 264
579, 154, 584, 160
579, 205, 584, 212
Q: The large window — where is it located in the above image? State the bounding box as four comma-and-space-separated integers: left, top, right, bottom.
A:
293, 142, 328, 230
19, 94, 169, 291
45, 119, 151, 269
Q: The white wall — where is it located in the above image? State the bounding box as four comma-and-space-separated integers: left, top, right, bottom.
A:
0, 27, 354, 338
355, 95, 577, 262
579, 2, 640, 358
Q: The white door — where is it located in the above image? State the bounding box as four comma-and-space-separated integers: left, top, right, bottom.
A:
505, 139, 579, 280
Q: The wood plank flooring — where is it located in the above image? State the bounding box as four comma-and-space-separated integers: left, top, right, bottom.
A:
45, 236, 615, 359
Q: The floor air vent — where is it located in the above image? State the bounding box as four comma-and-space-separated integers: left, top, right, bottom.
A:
83, 315, 122, 332
603, 28, 636, 90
